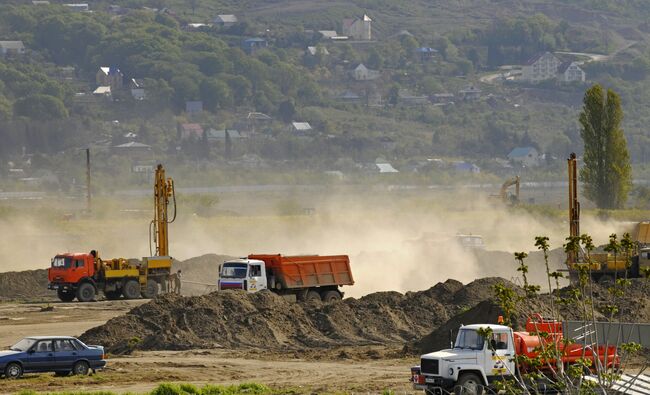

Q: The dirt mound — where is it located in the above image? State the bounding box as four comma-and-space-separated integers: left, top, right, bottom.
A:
79, 277, 523, 354
172, 254, 234, 296
0, 269, 50, 301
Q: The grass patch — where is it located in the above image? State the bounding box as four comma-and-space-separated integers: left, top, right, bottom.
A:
15, 383, 274, 395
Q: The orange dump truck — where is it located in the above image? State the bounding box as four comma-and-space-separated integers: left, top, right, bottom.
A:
217, 254, 354, 302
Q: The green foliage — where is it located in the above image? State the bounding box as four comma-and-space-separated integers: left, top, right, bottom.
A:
14, 94, 68, 120
579, 84, 632, 209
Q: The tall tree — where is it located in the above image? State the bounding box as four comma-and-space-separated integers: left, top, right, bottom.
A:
579, 84, 631, 209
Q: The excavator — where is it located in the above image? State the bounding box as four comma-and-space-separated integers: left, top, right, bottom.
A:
489, 176, 520, 205
565, 153, 649, 284
48, 164, 176, 302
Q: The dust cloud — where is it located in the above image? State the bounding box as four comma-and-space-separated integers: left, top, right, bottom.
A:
0, 188, 635, 298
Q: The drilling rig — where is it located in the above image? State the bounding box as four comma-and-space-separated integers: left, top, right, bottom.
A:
47, 165, 176, 302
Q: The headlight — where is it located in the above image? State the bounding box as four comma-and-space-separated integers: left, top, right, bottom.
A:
449, 368, 454, 376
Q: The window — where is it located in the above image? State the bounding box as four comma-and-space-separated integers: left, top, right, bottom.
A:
10, 338, 36, 352
72, 339, 87, 350
250, 265, 261, 277
454, 329, 485, 350
52, 257, 72, 268
35, 341, 53, 353
221, 263, 248, 279
75, 259, 84, 268
54, 339, 75, 351
490, 332, 509, 350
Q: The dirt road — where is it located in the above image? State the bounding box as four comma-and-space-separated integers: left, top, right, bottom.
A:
0, 300, 418, 394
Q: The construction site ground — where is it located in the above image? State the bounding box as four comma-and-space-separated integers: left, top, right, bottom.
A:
0, 299, 416, 394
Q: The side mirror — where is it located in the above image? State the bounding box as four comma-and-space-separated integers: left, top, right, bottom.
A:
28, 349, 35, 354
218, 264, 222, 273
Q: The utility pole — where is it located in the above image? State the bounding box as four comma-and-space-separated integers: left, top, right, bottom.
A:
86, 148, 91, 212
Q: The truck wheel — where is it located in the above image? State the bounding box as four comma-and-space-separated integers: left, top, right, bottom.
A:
454, 373, 484, 395
76, 283, 96, 302
123, 279, 141, 299
104, 290, 122, 300
4, 362, 23, 379
322, 290, 341, 303
305, 290, 321, 303
72, 361, 89, 376
598, 275, 614, 286
57, 289, 76, 302
141, 281, 158, 299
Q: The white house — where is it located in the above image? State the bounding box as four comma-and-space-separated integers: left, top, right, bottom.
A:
352, 63, 380, 81
64, 3, 89, 12
291, 122, 313, 135
521, 52, 561, 83
306, 46, 329, 56
130, 78, 145, 100
0, 41, 25, 56
376, 163, 398, 173
342, 14, 372, 40
213, 14, 238, 28
508, 147, 540, 167
558, 61, 586, 83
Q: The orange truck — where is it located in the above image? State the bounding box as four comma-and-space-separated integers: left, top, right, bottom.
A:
217, 254, 354, 302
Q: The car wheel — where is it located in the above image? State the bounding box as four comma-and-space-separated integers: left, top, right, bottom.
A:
54, 371, 70, 377
4, 362, 23, 379
455, 373, 484, 395
321, 290, 341, 303
122, 279, 141, 299
76, 283, 96, 302
72, 361, 89, 376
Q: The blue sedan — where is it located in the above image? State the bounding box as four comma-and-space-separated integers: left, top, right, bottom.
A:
0, 336, 106, 379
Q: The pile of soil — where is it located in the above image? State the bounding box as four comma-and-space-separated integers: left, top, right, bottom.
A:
79, 277, 513, 354
171, 254, 234, 296
0, 269, 50, 301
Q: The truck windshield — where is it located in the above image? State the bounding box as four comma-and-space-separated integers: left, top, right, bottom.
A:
52, 257, 72, 268
454, 329, 485, 350
221, 263, 248, 278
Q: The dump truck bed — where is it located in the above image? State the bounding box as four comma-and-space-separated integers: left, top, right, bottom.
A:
248, 254, 354, 289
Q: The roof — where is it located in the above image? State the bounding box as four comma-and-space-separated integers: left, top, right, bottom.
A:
461, 324, 511, 331
0, 41, 25, 50
306, 46, 329, 56
363, 14, 372, 21
292, 122, 312, 131
355, 63, 368, 72
508, 147, 537, 158
247, 112, 272, 120
416, 47, 437, 53
376, 163, 398, 173
524, 51, 557, 66
338, 90, 361, 99
459, 85, 481, 94
93, 86, 111, 94
558, 61, 582, 74
181, 123, 203, 132
26, 336, 79, 340
391, 30, 413, 37
32, 1, 51, 4
214, 14, 237, 23
244, 37, 266, 43
206, 129, 243, 139
318, 30, 339, 39
114, 142, 151, 149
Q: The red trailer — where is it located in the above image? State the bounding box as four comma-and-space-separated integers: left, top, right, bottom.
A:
218, 254, 354, 302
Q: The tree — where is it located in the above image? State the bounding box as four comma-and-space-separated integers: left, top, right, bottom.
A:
278, 100, 295, 123
579, 84, 631, 209
14, 94, 68, 120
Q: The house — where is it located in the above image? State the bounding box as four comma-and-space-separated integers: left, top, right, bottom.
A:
185, 101, 203, 114
245, 112, 272, 133
0, 41, 25, 57
379, 136, 396, 150
206, 129, 244, 143
336, 90, 362, 103
508, 147, 540, 167
431, 93, 455, 104
290, 122, 313, 136
129, 78, 145, 100
306, 46, 329, 56
318, 30, 348, 40
32, 1, 50, 5
458, 85, 481, 101
112, 142, 151, 156
376, 163, 399, 173
416, 47, 437, 62
179, 123, 204, 140
398, 89, 429, 106
453, 161, 481, 173
64, 3, 89, 12
241, 38, 267, 54
213, 14, 238, 28
342, 14, 372, 40
352, 63, 380, 81
96, 66, 123, 90
558, 61, 586, 83
185, 23, 212, 31
521, 52, 561, 83
92, 86, 111, 99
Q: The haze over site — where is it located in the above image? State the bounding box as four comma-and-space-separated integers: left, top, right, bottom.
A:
0, 188, 632, 297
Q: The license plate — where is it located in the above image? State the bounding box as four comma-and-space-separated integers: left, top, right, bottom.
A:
425, 377, 440, 384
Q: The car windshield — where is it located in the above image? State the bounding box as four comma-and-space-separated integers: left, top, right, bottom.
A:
221, 263, 248, 278
454, 329, 485, 350
10, 338, 37, 352
52, 257, 72, 268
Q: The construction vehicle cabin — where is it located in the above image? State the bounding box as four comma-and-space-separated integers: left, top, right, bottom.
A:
566, 153, 650, 284
48, 164, 176, 302
489, 176, 520, 205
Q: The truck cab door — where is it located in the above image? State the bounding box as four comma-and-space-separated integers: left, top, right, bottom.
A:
247, 263, 267, 293
489, 331, 516, 378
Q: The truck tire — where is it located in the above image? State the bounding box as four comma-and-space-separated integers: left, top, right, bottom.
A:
57, 289, 75, 302
306, 290, 321, 303
141, 280, 158, 299
76, 283, 96, 302
322, 290, 341, 303
123, 279, 141, 300
454, 373, 484, 395
104, 290, 122, 300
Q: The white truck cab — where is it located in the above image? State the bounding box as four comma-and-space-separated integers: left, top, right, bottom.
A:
218, 259, 268, 293
412, 324, 516, 394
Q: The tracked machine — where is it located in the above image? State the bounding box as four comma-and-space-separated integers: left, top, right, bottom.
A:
48, 164, 176, 302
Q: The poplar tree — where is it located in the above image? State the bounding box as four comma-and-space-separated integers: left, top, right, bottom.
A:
579, 84, 631, 209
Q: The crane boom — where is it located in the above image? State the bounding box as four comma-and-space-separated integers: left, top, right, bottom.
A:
152, 164, 175, 257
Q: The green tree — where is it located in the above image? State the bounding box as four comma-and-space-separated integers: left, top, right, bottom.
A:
579, 84, 632, 209
199, 79, 232, 111
14, 94, 68, 120
278, 99, 295, 123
